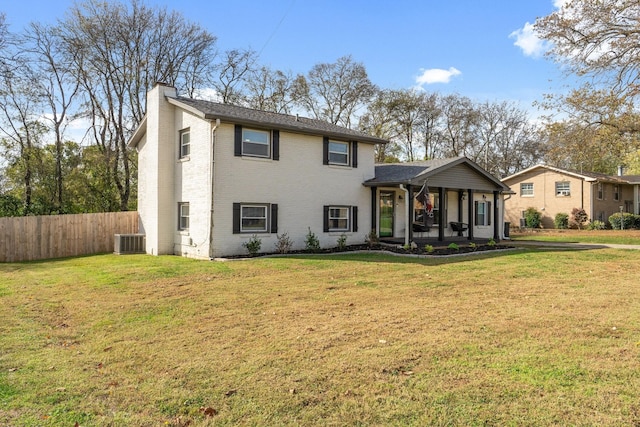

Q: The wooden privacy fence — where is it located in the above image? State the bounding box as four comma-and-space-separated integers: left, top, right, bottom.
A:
0, 211, 139, 262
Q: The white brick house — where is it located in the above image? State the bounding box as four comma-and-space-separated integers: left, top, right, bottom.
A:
130, 83, 511, 259
128, 83, 387, 258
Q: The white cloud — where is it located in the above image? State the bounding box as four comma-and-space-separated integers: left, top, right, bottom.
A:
415, 67, 462, 87
510, 22, 547, 58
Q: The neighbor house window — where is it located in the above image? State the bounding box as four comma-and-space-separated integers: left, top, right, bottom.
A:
242, 128, 270, 158
179, 128, 190, 158
520, 183, 534, 196
232, 203, 278, 234
328, 141, 349, 165
614, 185, 620, 201
323, 205, 358, 232
555, 181, 570, 196
178, 202, 189, 231
475, 201, 492, 226
597, 183, 603, 199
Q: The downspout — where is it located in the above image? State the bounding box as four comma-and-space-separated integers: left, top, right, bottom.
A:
208, 118, 220, 259
399, 184, 410, 247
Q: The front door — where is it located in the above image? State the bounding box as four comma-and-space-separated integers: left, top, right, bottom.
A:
379, 192, 394, 237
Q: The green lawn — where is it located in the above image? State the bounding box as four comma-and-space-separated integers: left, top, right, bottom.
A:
1, 249, 640, 426
510, 228, 640, 245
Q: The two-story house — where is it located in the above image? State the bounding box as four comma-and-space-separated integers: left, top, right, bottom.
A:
502, 164, 640, 228
129, 83, 511, 258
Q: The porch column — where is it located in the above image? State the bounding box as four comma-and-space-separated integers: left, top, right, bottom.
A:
493, 191, 500, 241
457, 190, 464, 236
408, 185, 414, 244
438, 187, 445, 241
370, 187, 377, 235
467, 189, 474, 240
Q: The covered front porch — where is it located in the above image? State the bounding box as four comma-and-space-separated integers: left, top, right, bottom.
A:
364, 157, 511, 247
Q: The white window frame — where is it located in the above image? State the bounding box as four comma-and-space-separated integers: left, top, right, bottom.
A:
240, 204, 268, 233
179, 128, 190, 159
328, 206, 350, 231
477, 201, 489, 226
328, 140, 349, 166
242, 128, 270, 158
555, 181, 571, 197
520, 183, 534, 197
178, 202, 189, 231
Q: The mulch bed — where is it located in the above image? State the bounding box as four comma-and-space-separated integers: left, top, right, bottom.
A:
222, 243, 514, 259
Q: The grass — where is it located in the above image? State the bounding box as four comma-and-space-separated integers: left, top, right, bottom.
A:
1, 248, 640, 426
510, 228, 640, 245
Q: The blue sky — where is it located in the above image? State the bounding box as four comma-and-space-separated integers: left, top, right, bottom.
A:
3, 0, 566, 117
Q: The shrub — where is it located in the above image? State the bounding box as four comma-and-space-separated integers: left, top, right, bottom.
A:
274, 232, 293, 254
587, 220, 606, 230
365, 229, 379, 248
337, 234, 347, 251
554, 213, 569, 229
424, 244, 434, 253
570, 208, 589, 229
447, 243, 459, 251
488, 238, 496, 247
304, 228, 321, 252
608, 212, 635, 230
242, 235, 262, 256
524, 207, 542, 228
469, 242, 477, 251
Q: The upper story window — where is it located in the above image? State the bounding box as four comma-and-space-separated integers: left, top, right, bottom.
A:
614, 184, 620, 201
555, 181, 570, 197
597, 183, 603, 200
328, 141, 349, 165
520, 183, 533, 196
179, 128, 190, 159
178, 202, 189, 231
323, 137, 358, 168
242, 128, 270, 158
234, 125, 279, 160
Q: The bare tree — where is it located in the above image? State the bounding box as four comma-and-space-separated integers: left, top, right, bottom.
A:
294, 55, 376, 128
19, 23, 81, 213
58, 0, 217, 211
243, 66, 296, 113
438, 94, 480, 158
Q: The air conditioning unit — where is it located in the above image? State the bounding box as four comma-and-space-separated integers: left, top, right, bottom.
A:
559, 191, 570, 196
114, 234, 146, 254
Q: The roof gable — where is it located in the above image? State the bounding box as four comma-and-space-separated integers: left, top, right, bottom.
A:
365, 156, 509, 191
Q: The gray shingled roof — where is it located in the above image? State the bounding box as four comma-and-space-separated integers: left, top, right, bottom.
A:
170, 96, 388, 145
364, 156, 509, 190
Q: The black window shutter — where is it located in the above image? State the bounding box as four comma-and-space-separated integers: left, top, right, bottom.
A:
323, 205, 330, 232
352, 206, 358, 232
323, 137, 329, 165
272, 130, 280, 161
234, 125, 242, 156
233, 203, 241, 233
351, 141, 358, 168
271, 204, 278, 233
487, 202, 492, 226
474, 201, 479, 226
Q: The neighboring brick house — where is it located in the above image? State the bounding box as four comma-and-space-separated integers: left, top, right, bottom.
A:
129, 83, 511, 258
502, 164, 640, 228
